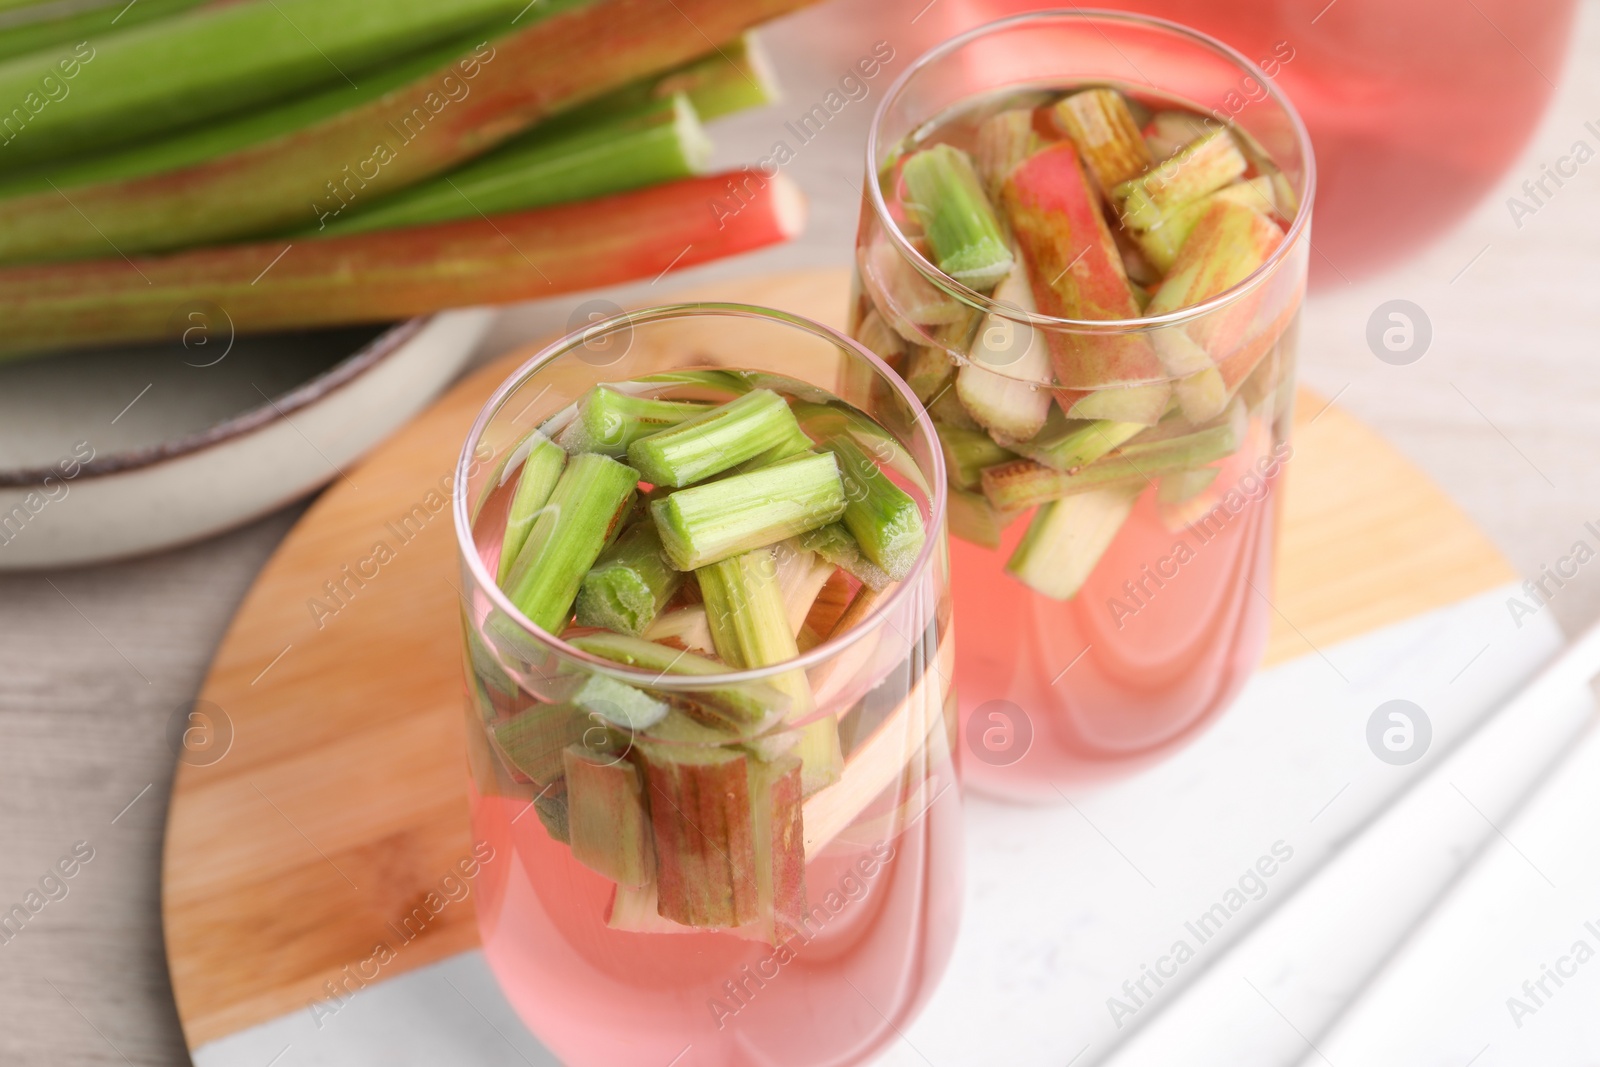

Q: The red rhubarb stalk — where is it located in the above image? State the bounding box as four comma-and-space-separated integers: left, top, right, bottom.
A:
0, 0, 819, 263
0, 170, 805, 360
1001, 140, 1164, 391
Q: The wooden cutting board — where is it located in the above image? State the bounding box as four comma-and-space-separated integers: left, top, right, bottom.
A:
161, 268, 1515, 1052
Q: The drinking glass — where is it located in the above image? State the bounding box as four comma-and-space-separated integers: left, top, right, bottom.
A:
852, 13, 1314, 799
453, 304, 960, 1066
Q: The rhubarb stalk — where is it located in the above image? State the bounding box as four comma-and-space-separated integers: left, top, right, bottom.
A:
0, 0, 819, 262
900, 144, 1014, 291
497, 431, 567, 585
0, 170, 806, 360
1002, 140, 1163, 389
502, 452, 638, 634
650, 451, 846, 571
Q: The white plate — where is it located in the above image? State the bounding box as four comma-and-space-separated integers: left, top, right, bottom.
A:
0, 308, 494, 569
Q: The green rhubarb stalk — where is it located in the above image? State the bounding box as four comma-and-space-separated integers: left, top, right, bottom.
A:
1114, 126, 1248, 231
1145, 198, 1286, 421
973, 109, 1039, 198
503, 452, 638, 633
0, 31, 768, 201
902, 347, 954, 405
0, 168, 806, 359
650, 451, 846, 571
998, 406, 1144, 472
492, 702, 591, 785
531, 31, 777, 129
936, 423, 1015, 492
0, 33, 483, 199
574, 521, 683, 636
958, 257, 1052, 440
0, 0, 579, 169
564, 744, 655, 888
901, 144, 1014, 291
1157, 466, 1219, 505
567, 671, 671, 730
0, 0, 208, 63
315, 92, 713, 236
852, 307, 907, 366
1005, 486, 1139, 599
628, 388, 806, 488
981, 414, 1243, 511
558, 385, 712, 458
1053, 88, 1153, 192
1058, 382, 1173, 426
497, 430, 567, 585
1143, 110, 1214, 160
856, 232, 970, 344
698, 549, 839, 795
0, 0, 819, 262
568, 631, 791, 730
797, 523, 891, 591
817, 435, 925, 583
947, 486, 1019, 550
1134, 175, 1278, 273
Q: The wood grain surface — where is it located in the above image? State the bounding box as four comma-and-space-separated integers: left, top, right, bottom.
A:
161, 268, 1514, 1051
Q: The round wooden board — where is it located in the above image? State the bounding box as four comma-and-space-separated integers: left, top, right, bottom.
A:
162, 268, 1515, 1052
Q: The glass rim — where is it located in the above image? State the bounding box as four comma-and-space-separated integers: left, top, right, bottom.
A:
864, 7, 1318, 333
452, 301, 949, 692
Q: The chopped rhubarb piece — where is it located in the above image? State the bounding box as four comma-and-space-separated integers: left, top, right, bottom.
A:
901, 144, 1015, 291
1113, 126, 1247, 231
999, 407, 1145, 472
856, 233, 969, 345
947, 487, 1020, 550
980, 410, 1243, 511
1142, 110, 1215, 160
797, 523, 893, 592
568, 631, 790, 732
568, 673, 671, 731
817, 436, 927, 583
643, 605, 715, 654
502, 453, 639, 634
1143, 199, 1285, 420
1158, 415, 1271, 531
853, 307, 907, 367
492, 703, 591, 786
958, 257, 1053, 440
1157, 467, 1220, 505
628, 388, 806, 488
936, 423, 1016, 491
903, 347, 956, 404
637, 741, 757, 928
1002, 141, 1163, 388
635, 716, 806, 940
534, 779, 571, 844
698, 549, 840, 794
575, 522, 683, 637
745, 752, 807, 944
497, 431, 567, 586
651, 451, 846, 570
1134, 175, 1279, 273
974, 109, 1041, 197
558, 386, 712, 457
927, 385, 979, 430
564, 746, 655, 889
1058, 382, 1173, 425
1005, 486, 1139, 599
1053, 88, 1154, 192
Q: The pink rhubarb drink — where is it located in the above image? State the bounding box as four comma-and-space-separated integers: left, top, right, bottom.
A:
852, 14, 1313, 799
453, 305, 960, 1066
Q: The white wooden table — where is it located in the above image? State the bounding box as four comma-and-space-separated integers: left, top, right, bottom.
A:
2, 1, 1597, 1063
